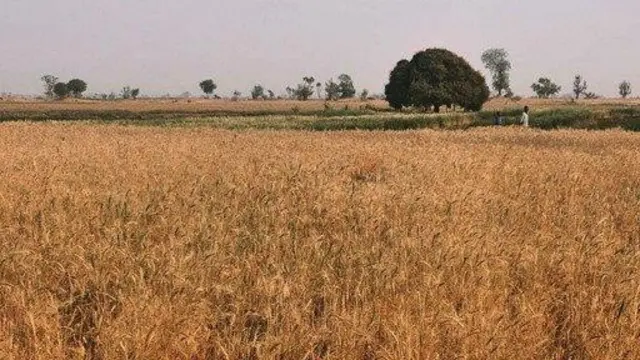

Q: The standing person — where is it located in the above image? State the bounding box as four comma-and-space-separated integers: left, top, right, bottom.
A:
520, 106, 530, 127
493, 111, 502, 126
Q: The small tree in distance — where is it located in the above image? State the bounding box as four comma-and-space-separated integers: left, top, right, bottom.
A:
121, 86, 132, 99
531, 77, 561, 98
573, 75, 588, 99
481, 48, 512, 96
67, 79, 87, 98
53, 82, 69, 99
199, 79, 217, 97
360, 89, 369, 101
338, 74, 356, 99
251, 85, 265, 100
41, 74, 58, 98
325, 79, 340, 101
619, 81, 632, 99
291, 77, 315, 101
131, 88, 140, 99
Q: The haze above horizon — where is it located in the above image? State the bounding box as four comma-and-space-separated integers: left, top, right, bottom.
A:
1, 0, 638, 97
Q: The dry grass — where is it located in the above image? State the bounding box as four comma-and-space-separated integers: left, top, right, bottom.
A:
484, 97, 640, 110
0, 124, 639, 359
0, 98, 389, 114
2, 97, 639, 115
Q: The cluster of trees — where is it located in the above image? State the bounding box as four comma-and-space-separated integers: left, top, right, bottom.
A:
530, 75, 632, 99
383, 47, 635, 112
41, 74, 140, 100
479, 49, 632, 101
41, 49, 633, 109
41, 75, 87, 99
120, 86, 141, 100
198, 74, 366, 101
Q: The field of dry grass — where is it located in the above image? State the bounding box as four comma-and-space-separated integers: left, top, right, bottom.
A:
1, 124, 639, 359
0, 98, 389, 114
1, 97, 639, 115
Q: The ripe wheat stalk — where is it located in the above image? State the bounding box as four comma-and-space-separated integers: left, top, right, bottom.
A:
0, 123, 638, 359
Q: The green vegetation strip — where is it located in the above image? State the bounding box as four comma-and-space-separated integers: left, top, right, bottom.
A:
2, 106, 639, 131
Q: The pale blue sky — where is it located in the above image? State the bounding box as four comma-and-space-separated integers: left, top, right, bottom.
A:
0, 0, 638, 97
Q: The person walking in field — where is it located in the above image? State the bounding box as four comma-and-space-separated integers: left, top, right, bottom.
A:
520, 106, 530, 127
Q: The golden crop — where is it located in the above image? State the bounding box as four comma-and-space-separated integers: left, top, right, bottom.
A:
0, 123, 638, 359
1, 97, 639, 115
0, 98, 389, 114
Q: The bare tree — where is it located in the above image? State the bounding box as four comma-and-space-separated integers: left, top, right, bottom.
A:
573, 75, 588, 99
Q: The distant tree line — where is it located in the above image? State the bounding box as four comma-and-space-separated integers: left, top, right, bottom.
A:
41, 75, 87, 99
196, 74, 367, 102
41, 74, 140, 100
39, 50, 633, 109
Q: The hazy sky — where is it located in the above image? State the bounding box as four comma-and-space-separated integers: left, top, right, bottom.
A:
1, 0, 638, 97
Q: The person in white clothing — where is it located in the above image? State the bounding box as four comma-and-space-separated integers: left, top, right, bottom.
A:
521, 106, 530, 127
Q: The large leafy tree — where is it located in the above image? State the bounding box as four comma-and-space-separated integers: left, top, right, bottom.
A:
67, 78, 87, 98
481, 48, 511, 96
531, 77, 561, 98
384, 48, 489, 112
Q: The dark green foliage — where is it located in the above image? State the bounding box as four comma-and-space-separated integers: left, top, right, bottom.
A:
384, 60, 411, 110
53, 82, 69, 99
325, 79, 340, 101
307, 114, 460, 131
67, 79, 87, 98
530, 108, 594, 129
619, 81, 632, 99
199, 79, 217, 96
609, 107, 640, 131
251, 85, 265, 100
384, 48, 490, 112
2, 105, 639, 132
532, 78, 562, 98
338, 74, 356, 99
131, 88, 140, 99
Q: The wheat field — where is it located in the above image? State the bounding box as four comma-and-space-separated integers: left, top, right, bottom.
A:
2, 97, 639, 115
0, 98, 389, 114
0, 123, 639, 359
